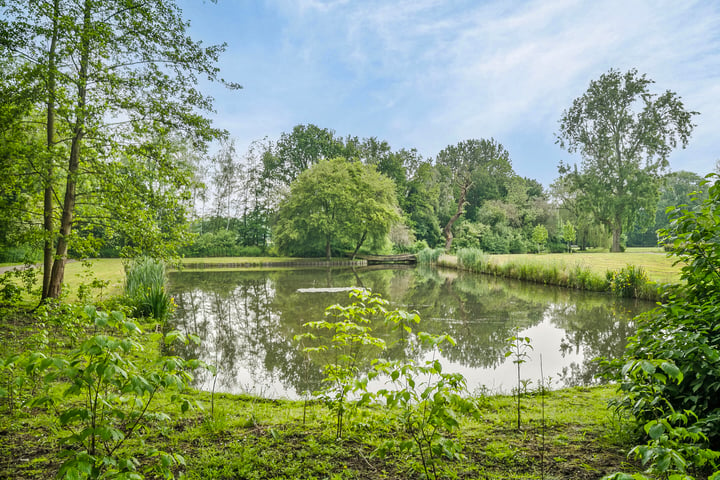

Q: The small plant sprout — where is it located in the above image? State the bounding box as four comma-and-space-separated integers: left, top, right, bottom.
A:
295, 288, 387, 440
506, 330, 533, 431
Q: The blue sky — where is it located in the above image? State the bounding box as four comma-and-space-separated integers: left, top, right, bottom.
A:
178, 0, 720, 187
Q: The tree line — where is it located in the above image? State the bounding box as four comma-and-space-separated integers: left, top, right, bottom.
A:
0, 0, 710, 299
178, 68, 706, 260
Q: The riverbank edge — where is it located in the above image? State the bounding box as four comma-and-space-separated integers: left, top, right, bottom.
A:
428, 252, 664, 302
0, 289, 640, 479
0, 362, 636, 479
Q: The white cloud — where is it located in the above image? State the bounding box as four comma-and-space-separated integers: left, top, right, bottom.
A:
185, 0, 720, 183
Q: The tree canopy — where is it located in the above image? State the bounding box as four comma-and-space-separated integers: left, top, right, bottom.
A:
273, 158, 400, 259
0, 0, 235, 298
556, 68, 696, 252
435, 138, 514, 250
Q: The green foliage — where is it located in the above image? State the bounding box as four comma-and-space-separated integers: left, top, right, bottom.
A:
609, 265, 652, 299
183, 230, 267, 257
25, 305, 204, 479
435, 138, 514, 250
561, 221, 577, 252
0, 245, 41, 264
296, 288, 387, 439
124, 257, 173, 320
415, 247, 445, 265
455, 247, 489, 273
506, 332, 533, 430
627, 170, 709, 247
273, 158, 400, 259
601, 174, 720, 478
296, 288, 480, 479
531, 224, 549, 253
1, 0, 228, 299
0, 267, 38, 305
374, 345, 481, 480
262, 124, 348, 187
557, 68, 697, 252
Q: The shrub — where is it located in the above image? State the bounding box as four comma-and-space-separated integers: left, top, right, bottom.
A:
601, 174, 720, 478
609, 265, 650, 298
27, 305, 205, 479
509, 236, 528, 254
480, 233, 510, 254
0, 245, 41, 263
296, 288, 481, 479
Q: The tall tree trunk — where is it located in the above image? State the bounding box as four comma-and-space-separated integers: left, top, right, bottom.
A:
48, 0, 91, 298
443, 184, 469, 251
42, 0, 60, 300
611, 222, 622, 253
351, 230, 367, 261
325, 237, 332, 260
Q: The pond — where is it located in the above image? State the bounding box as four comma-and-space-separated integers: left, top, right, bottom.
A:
168, 265, 653, 399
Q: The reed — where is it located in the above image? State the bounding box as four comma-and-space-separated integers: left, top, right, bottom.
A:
124, 257, 172, 320
416, 247, 445, 265
456, 248, 490, 272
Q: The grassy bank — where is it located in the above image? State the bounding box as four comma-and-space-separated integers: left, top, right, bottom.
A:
7, 250, 681, 304
1, 386, 637, 479
427, 248, 681, 301
493, 249, 681, 284
1, 334, 637, 480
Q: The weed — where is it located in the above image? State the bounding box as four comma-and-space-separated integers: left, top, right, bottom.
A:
506, 331, 533, 431
27, 305, 207, 479
609, 265, 651, 299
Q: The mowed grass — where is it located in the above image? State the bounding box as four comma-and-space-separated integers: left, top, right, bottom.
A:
63, 258, 126, 299
491, 248, 682, 285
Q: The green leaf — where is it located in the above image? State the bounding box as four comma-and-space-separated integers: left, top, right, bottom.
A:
647, 422, 665, 440
639, 360, 656, 375
659, 361, 683, 383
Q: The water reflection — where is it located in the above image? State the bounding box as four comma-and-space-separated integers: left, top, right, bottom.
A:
168, 266, 652, 398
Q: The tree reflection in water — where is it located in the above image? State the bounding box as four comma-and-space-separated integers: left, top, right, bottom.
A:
168, 266, 653, 398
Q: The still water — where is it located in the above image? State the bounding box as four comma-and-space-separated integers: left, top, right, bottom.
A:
168, 266, 653, 399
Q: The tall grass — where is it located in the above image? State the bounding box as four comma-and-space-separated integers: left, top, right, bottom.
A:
608, 264, 659, 301
416, 247, 445, 265
438, 251, 662, 300
456, 248, 490, 273
124, 257, 173, 320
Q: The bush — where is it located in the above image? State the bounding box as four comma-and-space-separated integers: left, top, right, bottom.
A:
601, 174, 720, 478
27, 305, 204, 479
0, 245, 41, 264
509, 236, 528, 254
609, 265, 650, 298
480, 233, 510, 254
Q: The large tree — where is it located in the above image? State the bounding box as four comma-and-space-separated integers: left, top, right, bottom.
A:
0, 0, 237, 299
273, 158, 399, 259
435, 138, 513, 250
556, 68, 696, 252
